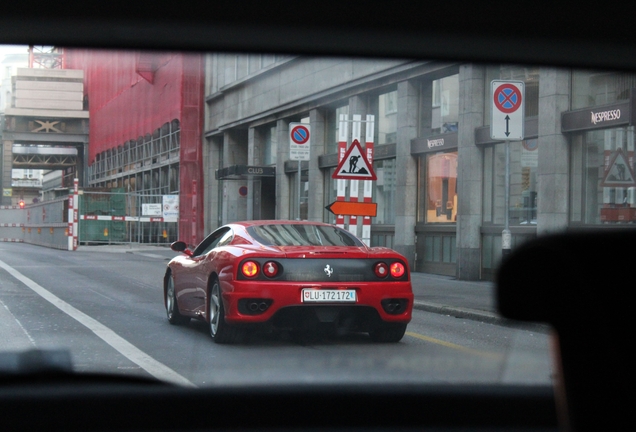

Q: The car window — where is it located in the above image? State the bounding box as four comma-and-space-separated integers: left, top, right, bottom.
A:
247, 224, 362, 247
0, 43, 583, 390
192, 227, 232, 256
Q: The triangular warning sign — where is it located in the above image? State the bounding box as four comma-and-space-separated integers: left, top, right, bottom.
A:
332, 139, 377, 180
601, 148, 636, 187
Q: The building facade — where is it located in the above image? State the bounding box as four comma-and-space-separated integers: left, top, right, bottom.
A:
65, 50, 206, 245
203, 55, 636, 280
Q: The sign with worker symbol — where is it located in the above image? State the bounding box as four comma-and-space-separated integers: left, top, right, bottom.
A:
601, 148, 636, 187
332, 139, 377, 180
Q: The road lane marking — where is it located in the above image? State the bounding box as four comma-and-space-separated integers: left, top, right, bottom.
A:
405, 331, 502, 359
0, 259, 196, 388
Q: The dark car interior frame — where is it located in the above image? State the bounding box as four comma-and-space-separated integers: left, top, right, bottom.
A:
2, 1, 634, 431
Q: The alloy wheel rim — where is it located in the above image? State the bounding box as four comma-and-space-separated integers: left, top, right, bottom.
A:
167, 278, 175, 317
210, 284, 220, 336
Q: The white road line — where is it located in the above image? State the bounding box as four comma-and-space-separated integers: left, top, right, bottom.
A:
0, 259, 196, 388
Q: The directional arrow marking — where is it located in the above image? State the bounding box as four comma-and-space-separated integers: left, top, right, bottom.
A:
325, 201, 378, 217
505, 115, 510, 137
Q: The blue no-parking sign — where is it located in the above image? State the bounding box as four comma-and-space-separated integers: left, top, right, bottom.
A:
289, 123, 310, 161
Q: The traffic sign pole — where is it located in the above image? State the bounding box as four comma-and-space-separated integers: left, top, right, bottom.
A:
491, 80, 524, 260
503, 141, 511, 259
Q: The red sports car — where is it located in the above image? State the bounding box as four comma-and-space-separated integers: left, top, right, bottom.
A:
164, 220, 413, 343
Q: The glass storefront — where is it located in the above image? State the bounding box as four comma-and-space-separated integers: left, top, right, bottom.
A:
418, 152, 458, 223
371, 90, 398, 145
372, 158, 396, 225
570, 126, 636, 224
483, 140, 538, 226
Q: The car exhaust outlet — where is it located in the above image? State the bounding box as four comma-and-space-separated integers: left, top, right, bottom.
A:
259, 302, 268, 311
249, 302, 259, 312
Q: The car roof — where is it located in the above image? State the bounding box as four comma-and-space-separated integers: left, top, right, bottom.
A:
231, 220, 337, 228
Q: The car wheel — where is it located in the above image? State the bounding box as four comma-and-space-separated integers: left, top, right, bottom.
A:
369, 323, 407, 343
166, 273, 190, 325
209, 278, 244, 344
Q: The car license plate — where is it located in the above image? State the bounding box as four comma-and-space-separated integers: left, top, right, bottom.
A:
302, 289, 357, 303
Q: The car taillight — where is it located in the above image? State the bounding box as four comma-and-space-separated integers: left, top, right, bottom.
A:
390, 262, 405, 278
241, 261, 259, 277
263, 261, 279, 278
374, 262, 389, 278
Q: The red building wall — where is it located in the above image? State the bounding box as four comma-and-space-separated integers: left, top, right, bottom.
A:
65, 50, 205, 244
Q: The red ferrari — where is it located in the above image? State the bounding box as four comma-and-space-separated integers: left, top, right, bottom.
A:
164, 220, 413, 344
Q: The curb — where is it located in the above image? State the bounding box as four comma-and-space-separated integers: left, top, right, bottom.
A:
413, 300, 551, 333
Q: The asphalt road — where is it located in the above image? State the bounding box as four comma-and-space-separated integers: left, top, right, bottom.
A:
0, 243, 553, 387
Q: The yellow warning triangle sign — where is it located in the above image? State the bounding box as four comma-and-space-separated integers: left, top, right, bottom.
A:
601, 148, 636, 187
332, 139, 377, 180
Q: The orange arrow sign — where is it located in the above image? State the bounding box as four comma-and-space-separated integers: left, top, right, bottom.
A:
325, 201, 377, 217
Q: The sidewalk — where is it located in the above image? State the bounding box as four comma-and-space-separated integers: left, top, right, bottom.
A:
411, 272, 549, 331
75, 244, 546, 330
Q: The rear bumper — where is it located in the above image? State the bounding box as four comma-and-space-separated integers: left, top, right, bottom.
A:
221, 280, 413, 325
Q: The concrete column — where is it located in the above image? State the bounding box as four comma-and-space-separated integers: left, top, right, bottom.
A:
1, 140, 13, 206
456, 64, 486, 281
222, 131, 248, 224
537, 68, 570, 234
394, 80, 419, 267
308, 108, 326, 222
275, 120, 290, 220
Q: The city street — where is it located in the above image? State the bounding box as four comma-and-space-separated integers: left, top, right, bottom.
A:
0, 243, 552, 388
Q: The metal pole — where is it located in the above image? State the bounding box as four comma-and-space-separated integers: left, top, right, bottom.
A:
297, 160, 301, 220
502, 140, 511, 259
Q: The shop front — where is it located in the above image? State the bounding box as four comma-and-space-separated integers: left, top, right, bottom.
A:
564, 98, 636, 226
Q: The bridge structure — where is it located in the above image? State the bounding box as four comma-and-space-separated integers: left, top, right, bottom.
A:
1, 47, 89, 206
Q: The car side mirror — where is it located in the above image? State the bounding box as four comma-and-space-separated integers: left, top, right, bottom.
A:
170, 241, 193, 256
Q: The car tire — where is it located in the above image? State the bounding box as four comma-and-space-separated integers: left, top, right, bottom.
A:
209, 278, 244, 344
166, 273, 190, 325
369, 323, 407, 343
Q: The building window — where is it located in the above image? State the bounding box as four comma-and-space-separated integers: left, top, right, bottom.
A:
431, 75, 459, 134
483, 140, 538, 226
370, 90, 398, 145
290, 169, 308, 220
571, 71, 636, 109
263, 125, 277, 166
484, 66, 539, 125
417, 152, 458, 223
326, 105, 349, 154
570, 126, 636, 224
372, 158, 396, 224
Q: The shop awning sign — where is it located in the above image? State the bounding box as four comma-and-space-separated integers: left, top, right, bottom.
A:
491, 80, 525, 140
332, 139, 377, 180
601, 148, 636, 187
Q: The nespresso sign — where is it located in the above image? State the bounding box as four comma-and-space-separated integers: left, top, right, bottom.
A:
562, 100, 630, 132
591, 109, 621, 125
411, 133, 458, 154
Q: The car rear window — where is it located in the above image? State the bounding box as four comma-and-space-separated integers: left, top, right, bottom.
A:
247, 224, 363, 247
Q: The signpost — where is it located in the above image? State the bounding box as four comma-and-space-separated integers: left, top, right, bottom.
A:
289, 123, 310, 220
491, 80, 525, 259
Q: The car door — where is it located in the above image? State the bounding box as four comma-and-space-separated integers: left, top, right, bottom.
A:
177, 227, 231, 313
